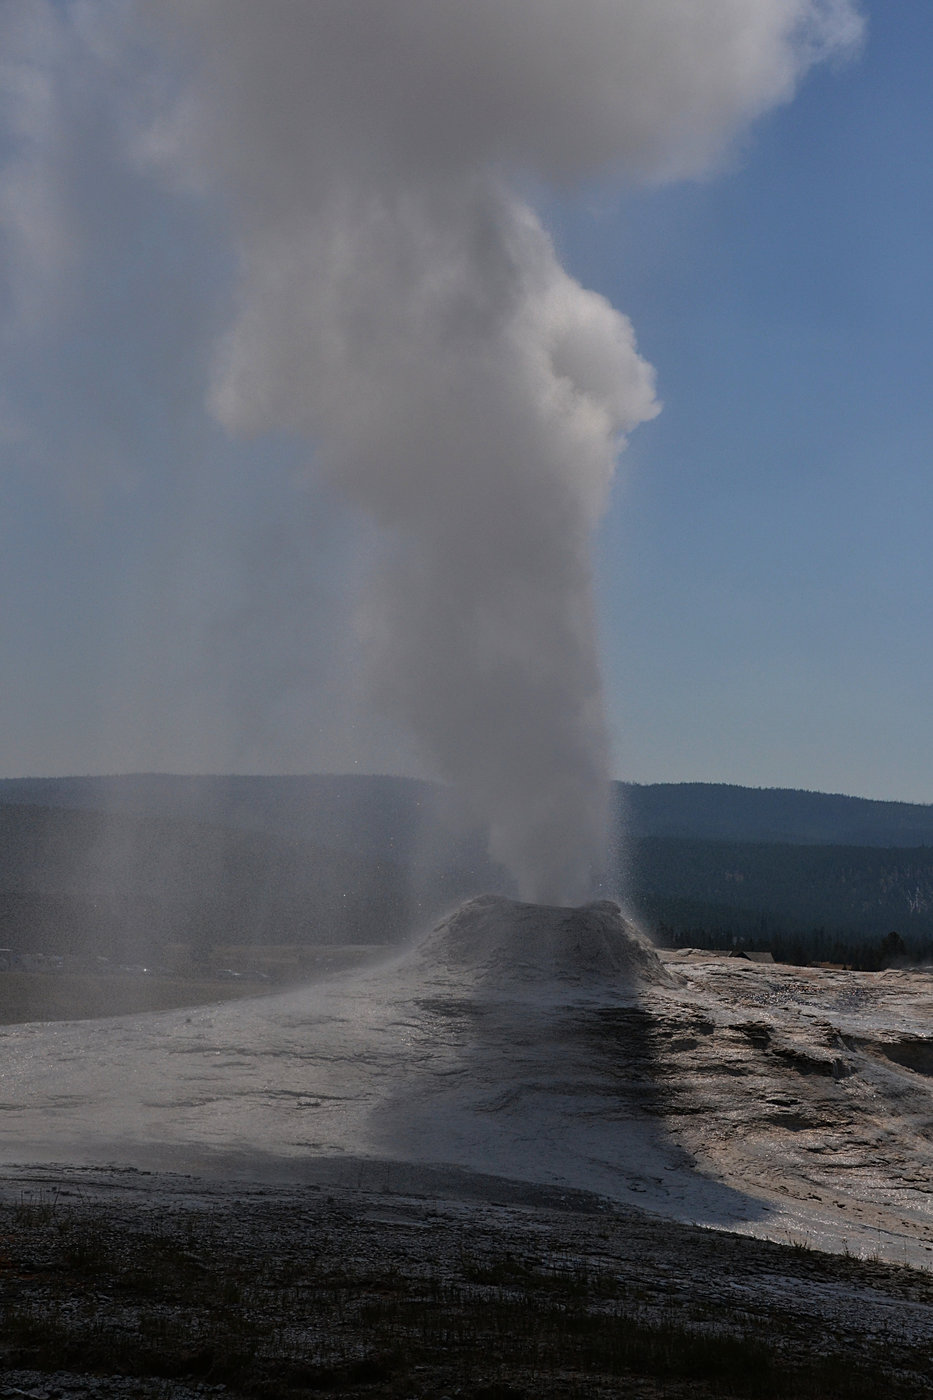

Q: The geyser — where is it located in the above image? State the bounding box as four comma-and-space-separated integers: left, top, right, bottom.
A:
0, 1, 863, 902
9, 889, 933, 1268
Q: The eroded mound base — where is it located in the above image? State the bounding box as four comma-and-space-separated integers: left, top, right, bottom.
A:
417, 893, 672, 991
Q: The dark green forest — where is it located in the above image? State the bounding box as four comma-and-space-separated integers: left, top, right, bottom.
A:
622, 781, 933, 847
0, 776, 932, 967
630, 836, 933, 967
0, 803, 419, 964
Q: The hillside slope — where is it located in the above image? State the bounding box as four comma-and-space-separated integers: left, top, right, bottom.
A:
632, 837, 933, 948
1, 775, 932, 957
0, 802, 421, 961
3, 773, 931, 848
622, 782, 933, 847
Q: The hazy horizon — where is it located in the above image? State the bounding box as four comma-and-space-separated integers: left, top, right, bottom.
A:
1, 767, 932, 812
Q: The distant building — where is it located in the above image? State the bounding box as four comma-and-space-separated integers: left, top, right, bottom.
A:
735, 950, 774, 964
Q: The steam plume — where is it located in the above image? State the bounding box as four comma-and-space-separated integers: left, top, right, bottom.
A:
1, 1, 862, 902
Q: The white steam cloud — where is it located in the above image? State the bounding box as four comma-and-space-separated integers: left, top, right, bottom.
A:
205, 188, 657, 902
0, 1, 862, 902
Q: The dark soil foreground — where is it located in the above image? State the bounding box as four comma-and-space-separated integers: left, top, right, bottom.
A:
1, 1166, 932, 1399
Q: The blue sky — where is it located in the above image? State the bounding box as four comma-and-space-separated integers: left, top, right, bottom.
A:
553, 3, 933, 800
0, 3, 929, 804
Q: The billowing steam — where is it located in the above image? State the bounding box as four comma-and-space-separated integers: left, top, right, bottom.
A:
0, 1, 862, 902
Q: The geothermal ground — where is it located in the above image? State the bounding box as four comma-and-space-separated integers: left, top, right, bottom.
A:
2, 896, 933, 1395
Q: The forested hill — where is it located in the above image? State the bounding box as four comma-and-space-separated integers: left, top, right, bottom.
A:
0, 801, 420, 961
622, 783, 933, 848
0, 773, 443, 858
621, 785, 933, 952
631, 838, 933, 950
1, 774, 932, 849
1, 774, 932, 959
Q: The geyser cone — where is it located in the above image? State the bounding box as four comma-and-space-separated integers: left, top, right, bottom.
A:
415, 893, 673, 993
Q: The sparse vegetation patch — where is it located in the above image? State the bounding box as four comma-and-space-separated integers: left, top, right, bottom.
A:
1, 1172, 932, 1398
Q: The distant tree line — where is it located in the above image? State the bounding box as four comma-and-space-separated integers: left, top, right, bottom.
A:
631, 837, 933, 964
649, 916, 922, 971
